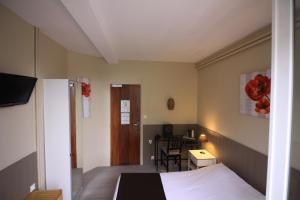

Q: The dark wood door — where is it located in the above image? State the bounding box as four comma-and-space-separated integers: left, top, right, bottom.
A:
111, 84, 141, 165
69, 82, 77, 168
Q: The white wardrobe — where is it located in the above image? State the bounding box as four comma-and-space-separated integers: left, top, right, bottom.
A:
43, 79, 71, 200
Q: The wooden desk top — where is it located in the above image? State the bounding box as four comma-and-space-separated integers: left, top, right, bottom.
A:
25, 190, 62, 200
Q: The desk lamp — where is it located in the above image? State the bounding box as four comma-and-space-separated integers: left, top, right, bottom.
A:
199, 133, 208, 143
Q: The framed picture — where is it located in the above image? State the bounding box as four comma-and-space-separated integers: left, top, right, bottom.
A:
240, 69, 271, 119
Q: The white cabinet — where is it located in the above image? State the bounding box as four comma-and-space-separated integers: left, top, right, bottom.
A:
44, 79, 71, 200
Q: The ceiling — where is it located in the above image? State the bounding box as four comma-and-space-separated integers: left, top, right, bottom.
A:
0, 0, 99, 57
0, 0, 272, 64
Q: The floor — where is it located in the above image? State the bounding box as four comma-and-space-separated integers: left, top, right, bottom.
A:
72, 168, 83, 200
78, 160, 188, 200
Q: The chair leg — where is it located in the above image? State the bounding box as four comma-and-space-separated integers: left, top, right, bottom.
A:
166, 156, 169, 172
179, 156, 181, 171
160, 150, 163, 165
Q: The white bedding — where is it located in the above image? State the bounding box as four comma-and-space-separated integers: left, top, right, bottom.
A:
160, 163, 265, 200
113, 176, 120, 200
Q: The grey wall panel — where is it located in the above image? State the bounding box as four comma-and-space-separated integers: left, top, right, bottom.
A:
200, 126, 300, 199
0, 152, 38, 200
289, 167, 300, 200
200, 126, 268, 194
143, 124, 300, 199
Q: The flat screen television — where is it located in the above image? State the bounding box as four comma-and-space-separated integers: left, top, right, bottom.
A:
0, 73, 37, 107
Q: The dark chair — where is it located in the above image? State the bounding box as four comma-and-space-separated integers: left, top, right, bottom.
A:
160, 136, 182, 172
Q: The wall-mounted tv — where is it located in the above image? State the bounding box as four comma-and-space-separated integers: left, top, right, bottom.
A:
0, 73, 37, 107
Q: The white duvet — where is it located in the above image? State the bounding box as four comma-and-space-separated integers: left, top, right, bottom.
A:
160, 163, 265, 200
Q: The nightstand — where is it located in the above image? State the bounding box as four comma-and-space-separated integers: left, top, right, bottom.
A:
188, 149, 216, 170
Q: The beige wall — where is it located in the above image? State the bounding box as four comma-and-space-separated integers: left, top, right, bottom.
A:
0, 4, 68, 172
67, 51, 197, 172
0, 4, 36, 171
35, 31, 68, 188
37, 32, 68, 79
197, 41, 271, 155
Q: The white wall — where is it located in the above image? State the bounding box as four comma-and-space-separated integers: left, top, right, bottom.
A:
67, 51, 198, 172
197, 41, 271, 155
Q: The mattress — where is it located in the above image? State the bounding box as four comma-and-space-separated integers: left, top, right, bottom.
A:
114, 163, 265, 200
160, 163, 265, 200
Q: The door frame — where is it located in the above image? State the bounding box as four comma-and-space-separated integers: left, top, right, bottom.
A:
69, 81, 77, 168
266, 0, 294, 199
110, 84, 141, 166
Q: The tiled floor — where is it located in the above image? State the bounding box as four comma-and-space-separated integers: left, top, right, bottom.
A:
72, 168, 83, 200
79, 165, 156, 200
78, 160, 188, 200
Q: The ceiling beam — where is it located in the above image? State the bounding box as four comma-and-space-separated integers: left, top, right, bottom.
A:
60, 0, 118, 64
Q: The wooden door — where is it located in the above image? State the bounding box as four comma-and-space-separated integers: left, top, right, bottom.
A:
69, 82, 77, 168
111, 84, 141, 165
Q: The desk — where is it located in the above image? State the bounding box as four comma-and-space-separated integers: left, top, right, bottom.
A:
154, 135, 200, 170
25, 190, 62, 200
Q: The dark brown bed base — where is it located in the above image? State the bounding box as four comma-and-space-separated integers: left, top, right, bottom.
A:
116, 173, 166, 200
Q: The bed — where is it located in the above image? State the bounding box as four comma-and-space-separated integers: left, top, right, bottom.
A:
113, 163, 265, 200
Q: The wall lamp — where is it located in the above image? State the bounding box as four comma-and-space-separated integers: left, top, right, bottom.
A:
199, 133, 208, 143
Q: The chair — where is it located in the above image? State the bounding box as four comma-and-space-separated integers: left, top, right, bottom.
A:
160, 136, 182, 172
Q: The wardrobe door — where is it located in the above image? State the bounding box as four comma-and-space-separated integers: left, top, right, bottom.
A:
44, 79, 71, 200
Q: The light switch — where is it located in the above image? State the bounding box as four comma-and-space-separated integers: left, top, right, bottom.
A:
30, 183, 36, 192
149, 139, 152, 144
143, 115, 147, 119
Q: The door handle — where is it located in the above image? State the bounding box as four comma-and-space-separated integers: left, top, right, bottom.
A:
133, 122, 140, 127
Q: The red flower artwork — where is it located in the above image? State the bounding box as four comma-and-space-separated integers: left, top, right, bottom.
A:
82, 83, 91, 97
245, 75, 270, 101
245, 74, 271, 114
255, 98, 270, 114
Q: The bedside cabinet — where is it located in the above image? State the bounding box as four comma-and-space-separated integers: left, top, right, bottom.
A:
188, 149, 216, 170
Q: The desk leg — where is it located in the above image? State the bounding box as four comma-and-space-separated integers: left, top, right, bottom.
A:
155, 138, 158, 171
188, 153, 190, 170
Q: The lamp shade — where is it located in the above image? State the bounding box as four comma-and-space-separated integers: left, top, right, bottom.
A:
199, 133, 208, 143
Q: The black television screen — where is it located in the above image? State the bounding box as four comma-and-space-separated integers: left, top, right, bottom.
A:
0, 73, 37, 107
